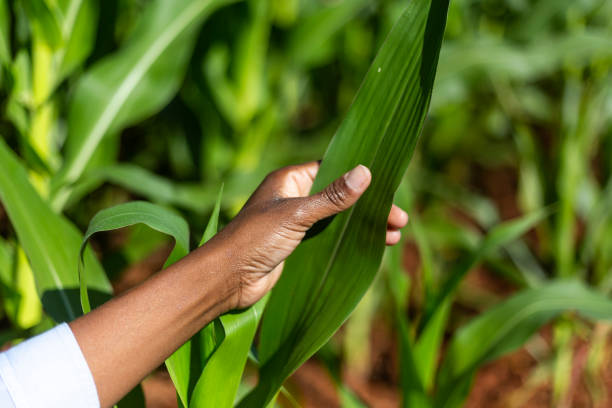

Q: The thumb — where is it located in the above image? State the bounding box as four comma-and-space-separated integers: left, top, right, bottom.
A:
298, 165, 371, 226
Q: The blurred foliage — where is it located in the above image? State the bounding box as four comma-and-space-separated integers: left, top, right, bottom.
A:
1, 0, 612, 406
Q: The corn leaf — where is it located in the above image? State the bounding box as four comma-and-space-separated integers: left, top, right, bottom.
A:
21, 0, 62, 49
0, 238, 18, 322
67, 164, 217, 214
55, 0, 99, 81
0, 238, 12, 281
435, 280, 612, 408
0, 0, 10, 66
28, 0, 99, 101
142, 184, 266, 408
50, 0, 237, 209
0, 138, 112, 323
200, 185, 223, 245
414, 298, 449, 392
422, 207, 552, 328
78, 188, 261, 408
241, 1, 450, 405
190, 300, 266, 407
413, 209, 552, 388
397, 307, 431, 408
412, 207, 549, 388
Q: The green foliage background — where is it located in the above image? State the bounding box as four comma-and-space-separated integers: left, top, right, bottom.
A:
1, 0, 612, 406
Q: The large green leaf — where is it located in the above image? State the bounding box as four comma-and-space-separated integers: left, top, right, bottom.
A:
435, 280, 612, 408
50, 0, 237, 209
0, 138, 112, 323
240, 1, 450, 405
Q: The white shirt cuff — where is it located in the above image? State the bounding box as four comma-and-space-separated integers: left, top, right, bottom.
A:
0, 322, 100, 408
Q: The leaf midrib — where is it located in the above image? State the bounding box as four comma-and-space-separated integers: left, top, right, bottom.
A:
62, 0, 84, 37
63, 0, 216, 185
281, 10, 428, 368
52, 0, 84, 71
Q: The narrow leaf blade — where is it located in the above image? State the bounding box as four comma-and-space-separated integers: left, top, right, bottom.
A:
242, 1, 451, 405
436, 280, 612, 407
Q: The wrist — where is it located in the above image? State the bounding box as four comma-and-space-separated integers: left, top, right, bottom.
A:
189, 237, 242, 315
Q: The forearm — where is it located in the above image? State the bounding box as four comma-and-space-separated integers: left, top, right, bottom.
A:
70, 242, 237, 408
65, 163, 398, 408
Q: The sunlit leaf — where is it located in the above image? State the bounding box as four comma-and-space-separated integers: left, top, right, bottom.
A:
241, 1, 451, 405
51, 0, 238, 209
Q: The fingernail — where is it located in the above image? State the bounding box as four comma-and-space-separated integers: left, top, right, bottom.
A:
344, 165, 371, 192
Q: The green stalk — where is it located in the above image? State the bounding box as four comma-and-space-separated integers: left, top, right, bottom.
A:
552, 319, 574, 407
29, 35, 58, 196
555, 73, 582, 278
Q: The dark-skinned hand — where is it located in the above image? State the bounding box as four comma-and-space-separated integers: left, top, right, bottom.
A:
208, 161, 409, 309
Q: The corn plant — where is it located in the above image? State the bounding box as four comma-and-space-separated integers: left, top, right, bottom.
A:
2, 0, 612, 407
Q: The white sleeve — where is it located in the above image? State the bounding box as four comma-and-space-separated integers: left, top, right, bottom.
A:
0, 322, 100, 408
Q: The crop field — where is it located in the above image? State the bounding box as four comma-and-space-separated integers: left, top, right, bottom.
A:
1, 0, 612, 407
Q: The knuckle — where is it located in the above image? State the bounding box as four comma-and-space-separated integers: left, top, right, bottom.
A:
323, 181, 348, 210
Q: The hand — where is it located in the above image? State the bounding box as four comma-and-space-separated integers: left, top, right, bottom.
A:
70, 161, 408, 407
211, 161, 409, 310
